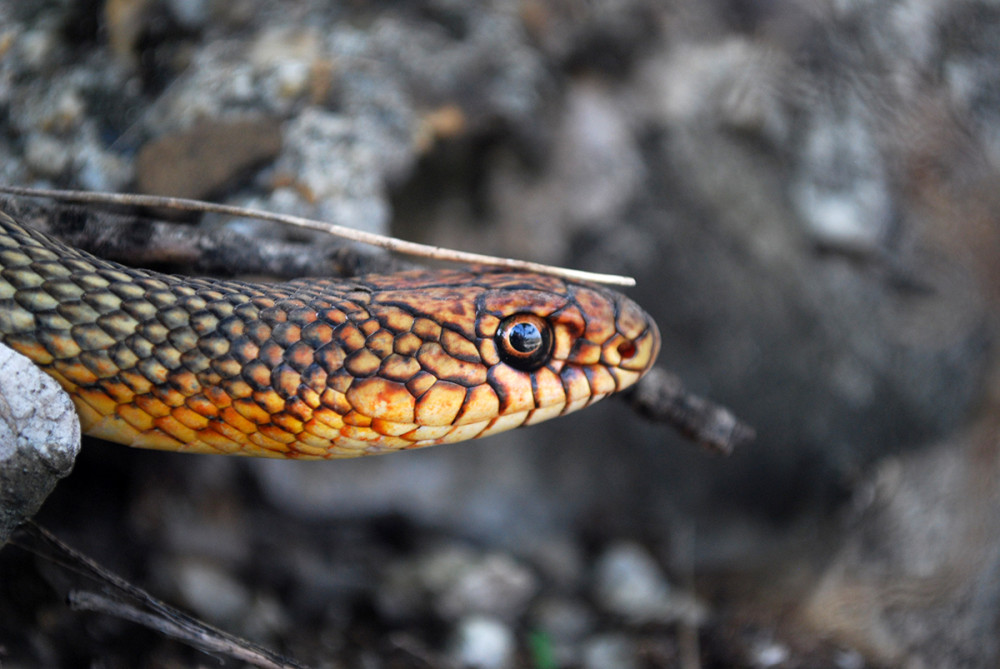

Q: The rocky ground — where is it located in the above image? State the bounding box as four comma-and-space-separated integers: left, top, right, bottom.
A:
1, 0, 999, 667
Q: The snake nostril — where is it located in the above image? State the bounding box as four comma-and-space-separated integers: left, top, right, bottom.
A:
617, 341, 637, 360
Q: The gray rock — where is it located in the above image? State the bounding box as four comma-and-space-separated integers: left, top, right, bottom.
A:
582, 633, 639, 669
593, 541, 706, 625
448, 616, 516, 669
379, 544, 538, 623
0, 342, 80, 545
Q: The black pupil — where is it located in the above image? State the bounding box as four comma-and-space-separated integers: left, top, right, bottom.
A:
508, 322, 542, 353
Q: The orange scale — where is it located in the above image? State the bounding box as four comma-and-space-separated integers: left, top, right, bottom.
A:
303, 417, 341, 441
194, 429, 242, 453
116, 404, 156, 432
134, 394, 171, 418
233, 398, 271, 425
441, 420, 490, 443
299, 387, 322, 409
342, 410, 372, 427
152, 384, 188, 408
244, 360, 272, 390
272, 413, 305, 435
371, 418, 415, 437
525, 404, 565, 426
168, 369, 202, 396
79, 352, 119, 378
224, 378, 254, 399
405, 370, 436, 398
258, 423, 297, 444
402, 424, 453, 441
272, 364, 302, 399
253, 389, 286, 415
100, 379, 135, 405
203, 386, 232, 409
247, 430, 291, 454
289, 436, 330, 456
208, 418, 249, 445
321, 308, 348, 325
582, 365, 617, 396
302, 321, 334, 346
185, 394, 220, 417
220, 406, 256, 434
296, 430, 330, 451
53, 360, 98, 386
153, 415, 199, 444
131, 429, 186, 452
118, 372, 153, 395
283, 396, 314, 422
487, 365, 534, 413
559, 366, 591, 403
328, 370, 354, 393
478, 410, 529, 438
319, 389, 352, 415
454, 385, 500, 425
74, 387, 116, 417
171, 406, 211, 430
346, 377, 416, 423
285, 341, 315, 370
531, 366, 566, 409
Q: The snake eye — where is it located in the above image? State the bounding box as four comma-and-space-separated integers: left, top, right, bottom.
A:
496, 314, 553, 372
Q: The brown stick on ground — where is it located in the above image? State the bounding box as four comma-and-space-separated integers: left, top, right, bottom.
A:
626, 368, 755, 455
14, 523, 309, 669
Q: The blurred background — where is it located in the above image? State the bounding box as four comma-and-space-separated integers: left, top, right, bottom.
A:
0, 1, 997, 666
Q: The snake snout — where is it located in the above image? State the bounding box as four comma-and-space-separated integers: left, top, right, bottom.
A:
605, 294, 660, 389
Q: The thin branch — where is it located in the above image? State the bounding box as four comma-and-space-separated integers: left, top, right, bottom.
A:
0, 186, 636, 287
69, 592, 301, 669
15, 523, 309, 669
4, 198, 409, 279
625, 368, 756, 455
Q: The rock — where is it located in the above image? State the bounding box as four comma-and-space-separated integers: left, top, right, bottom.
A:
378, 544, 538, 623
448, 616, 516, 669
593, 542, 706, 625
582, 634, 639, 669
0, 342, 80, 545
135, 117, 283, 200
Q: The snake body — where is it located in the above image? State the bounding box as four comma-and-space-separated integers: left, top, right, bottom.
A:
0, 209, 660, 459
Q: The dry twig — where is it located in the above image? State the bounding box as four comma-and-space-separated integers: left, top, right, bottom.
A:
627, 368, 755, 455
0, 185, 636, 286
14, 523, 309, 669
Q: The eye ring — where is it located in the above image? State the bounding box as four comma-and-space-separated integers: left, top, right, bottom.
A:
495, 314, 553, 372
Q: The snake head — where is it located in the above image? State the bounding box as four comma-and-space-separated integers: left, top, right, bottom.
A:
474, 273, 660, 427
364, 269, 660, 448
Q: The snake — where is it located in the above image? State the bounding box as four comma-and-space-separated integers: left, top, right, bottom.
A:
0, 208, 660, 459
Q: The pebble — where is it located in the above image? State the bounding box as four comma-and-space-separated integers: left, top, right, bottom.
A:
378, 545, 538, 623
751, 638, 790, 667
436, 551, 539, 622
24, 132, 70, 177
448, 616, 516, 669
593, 541, 706, 625
170, 557, 251, 624
165, 0, 209, 29
582, 633, 639, 669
